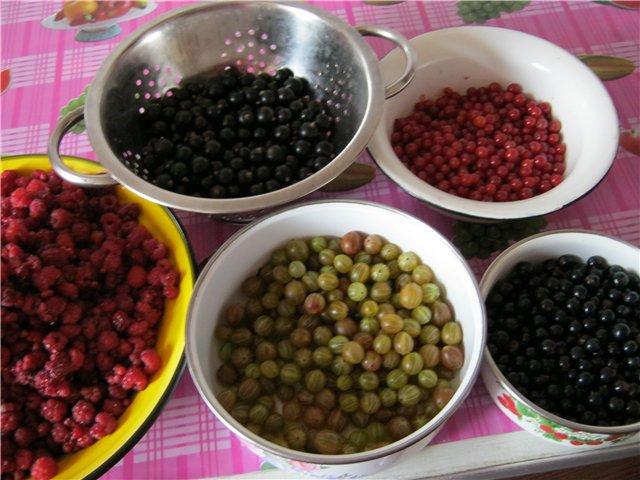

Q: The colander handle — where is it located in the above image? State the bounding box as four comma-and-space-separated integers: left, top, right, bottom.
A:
356, 25, 417, 98
48, 106, 118, 187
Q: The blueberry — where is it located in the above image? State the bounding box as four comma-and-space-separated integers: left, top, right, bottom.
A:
586, 256, 607, 269
219, 128, 236, 143
154, 173, 173, 188
249, 183, 265, 196
237, 169, 254, 185
218, 167, 234, 184
257, 106, 275, 124
259, 90, 277, 105
230, 157, 244, 170
608, 397, 625, 412
209, 185, 227, 198
612, 323, 631, 341
170, 162, 189, 178
266, 145, 284, 163
238, 110, 255, 126
315, 113, 332, 131
265, 179, 281, 192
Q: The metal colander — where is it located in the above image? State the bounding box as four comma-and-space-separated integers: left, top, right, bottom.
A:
49, 1, 415, 217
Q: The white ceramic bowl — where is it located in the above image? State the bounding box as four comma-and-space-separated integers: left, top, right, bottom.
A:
368, 27, 619, 221
480, 230, 640, 447
186, 200, 486, 477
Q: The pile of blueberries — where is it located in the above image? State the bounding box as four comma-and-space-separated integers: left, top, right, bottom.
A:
486, 254, 640, 426
131, 67, 337, 198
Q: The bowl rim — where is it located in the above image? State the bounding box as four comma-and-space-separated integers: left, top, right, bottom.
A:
186, 198, 487, 465
480, 228, 640, 434
85, 1, 386, 214
0, 154, 197, 479
367, 25, 620, 221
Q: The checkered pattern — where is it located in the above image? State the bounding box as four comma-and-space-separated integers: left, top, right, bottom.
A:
1, 1, 638, 478
0, 0, 50, 25
1, 123, 49, 155
4, 52, 56, 87
61, 44, 114, 80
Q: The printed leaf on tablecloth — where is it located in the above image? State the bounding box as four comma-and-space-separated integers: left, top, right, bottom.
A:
579, 55, 635, 80
0, 69, 10, 95
59, 86, 89, 133
320, 162, 375, 192
620, 130, 640, 156
457, 1, 530, 24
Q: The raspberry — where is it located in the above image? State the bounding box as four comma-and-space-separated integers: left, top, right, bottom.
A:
122, 367, 148, 391
32, 266, 61, 291
4, 218, 29, 243
1, 170, 19, 194
10, 188, 32, 209
97, 330, 119, 352
96, 352, 114, 372
26, 178, 48, 196
40, 398, 67, 423
20, 351, 45, 370
31, 456, 58, 480
61, 302, 82, 323
94, 411, 117, 434
140, 349, 161, 375
1, 170, 180, 474
51, 423, 70, 444
14, 426, 36, 447
59, 324, 81, 338
102, 398, 126, 417
0, 403, 19, 434
72, 400, 96, 425
98, 195, 118, 212
127, 321, 148, 336
15, 449, 34, 471
70, 221, 91, 242
117, 203, 140, 220
1, 345, 10, 367
100, 213, 121, 234
107, 384, 127, 400
80, 386, 103, 404
39, 246, 70, 267
115, 294, 134, 313
42, 332, 68, 353
44, 352, 71, 380
68, 348, 85, 371
126, 265, 147, 288
1, 457, 16, 475
117, 340, 133, 358
111, 310, 131, 332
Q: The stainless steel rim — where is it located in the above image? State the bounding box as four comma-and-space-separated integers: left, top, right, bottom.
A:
481, 229, 640, 434
82, 1, 415, 214
186, 199, 487, 464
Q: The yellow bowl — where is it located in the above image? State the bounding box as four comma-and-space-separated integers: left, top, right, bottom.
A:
0, 155, 196, 479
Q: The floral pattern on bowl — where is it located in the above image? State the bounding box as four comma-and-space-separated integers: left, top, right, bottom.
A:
497, 393, 626, 446
481, 359, 636, 448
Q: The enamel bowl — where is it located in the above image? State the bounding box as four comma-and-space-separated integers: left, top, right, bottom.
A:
186, 200, 486, 477
480, 230, 640, 447
368, 27, 619, 221
0, 155, 196, 479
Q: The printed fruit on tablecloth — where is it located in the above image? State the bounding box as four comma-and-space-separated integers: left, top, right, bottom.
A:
54, 1, 147, 26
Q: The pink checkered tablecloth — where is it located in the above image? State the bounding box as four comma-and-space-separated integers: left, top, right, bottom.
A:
1, 1, 639, 478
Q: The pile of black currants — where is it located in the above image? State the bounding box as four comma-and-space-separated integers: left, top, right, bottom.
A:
130, 67, 337, 198
486, 254, 640, 427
